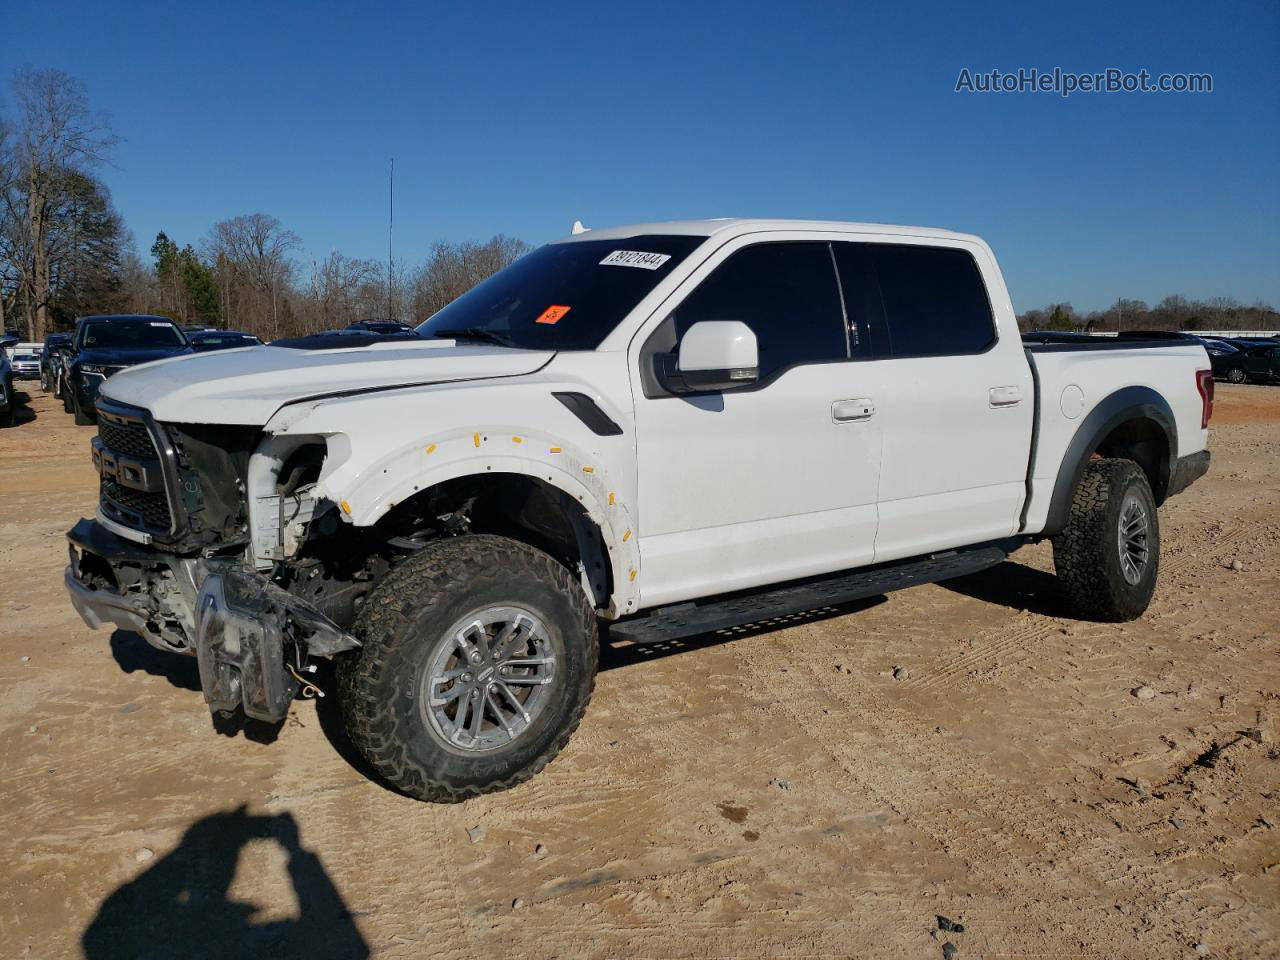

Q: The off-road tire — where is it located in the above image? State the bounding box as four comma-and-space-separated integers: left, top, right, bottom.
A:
337, 534, 598, 802
1052, 458, 1159, 622
62, 382, 74, 413
1226, 367, 1246, 384
72, 389, 94, 425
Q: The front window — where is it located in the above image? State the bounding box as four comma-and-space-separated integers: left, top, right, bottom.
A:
416, 235, 705, 350
80, 320, 188, 350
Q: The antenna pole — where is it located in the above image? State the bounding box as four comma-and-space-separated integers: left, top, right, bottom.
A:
388, 158, 395, 319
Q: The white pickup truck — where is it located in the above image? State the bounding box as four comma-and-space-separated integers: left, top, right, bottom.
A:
65, 219, 1213, 801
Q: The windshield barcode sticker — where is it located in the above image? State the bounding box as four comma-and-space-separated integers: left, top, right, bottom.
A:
600, 250, 671, 270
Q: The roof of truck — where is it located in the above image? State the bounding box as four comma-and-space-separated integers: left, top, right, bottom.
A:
556, 218, 982, 245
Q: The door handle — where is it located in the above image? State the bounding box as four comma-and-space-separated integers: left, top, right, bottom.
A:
988, 386, 1022, 407
832, 398, 875, 422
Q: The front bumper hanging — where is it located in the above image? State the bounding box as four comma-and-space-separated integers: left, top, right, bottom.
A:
66, 518, 359, 724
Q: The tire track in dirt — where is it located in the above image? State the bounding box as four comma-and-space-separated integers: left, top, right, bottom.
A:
731, 621, 1197, 953
906, 614, 1055, 692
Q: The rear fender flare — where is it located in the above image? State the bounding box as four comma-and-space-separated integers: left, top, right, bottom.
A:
1041, 386, 1177, 537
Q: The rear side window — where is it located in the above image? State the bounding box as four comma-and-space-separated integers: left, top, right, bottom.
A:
671, 242, 847, 380
836, 243, 995, 358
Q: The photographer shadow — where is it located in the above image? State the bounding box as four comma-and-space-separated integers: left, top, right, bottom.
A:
82, 805, 369, 960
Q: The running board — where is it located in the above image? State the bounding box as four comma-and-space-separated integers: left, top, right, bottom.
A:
608, 545, 1011, 645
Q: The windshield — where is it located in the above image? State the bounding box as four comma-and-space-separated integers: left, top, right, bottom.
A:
416, 235, 706, 350
80, 320, 188, 350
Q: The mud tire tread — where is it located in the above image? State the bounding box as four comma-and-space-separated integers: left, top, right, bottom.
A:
337, 534, 597, 803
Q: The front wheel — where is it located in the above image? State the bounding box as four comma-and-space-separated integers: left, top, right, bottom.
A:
1053, 458, 1159, 622
1226, 367, 1246, 384
338, 535, 598, 802
72, 388, 95, 425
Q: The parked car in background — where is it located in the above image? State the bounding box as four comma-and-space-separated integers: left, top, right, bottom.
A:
49, 333, 78, 400
63, 315, 192, 424
0, 350, 14, 427
1199, 337, 1240, 357
9, 342, 43, 380
1213, 341, 1280, 384
346, 319, 418, 335
188, 330, 262, 352
40, 333, 73, 392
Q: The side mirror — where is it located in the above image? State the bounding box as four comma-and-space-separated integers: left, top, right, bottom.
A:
657, 320, 759, 393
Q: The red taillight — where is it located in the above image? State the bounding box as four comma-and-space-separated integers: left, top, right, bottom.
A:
1195, 368, 1214, 429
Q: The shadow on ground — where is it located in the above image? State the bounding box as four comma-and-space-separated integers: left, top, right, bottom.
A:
109, 629, 283, 743
938, 559, 1067, 617
82, 805, 369, 960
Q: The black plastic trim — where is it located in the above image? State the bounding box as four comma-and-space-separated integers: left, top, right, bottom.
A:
610, 539, 1021, 645
1041, 386, 1177, 537
1018, 348, 1042, 532
1167, 450, 1210, 498
552, 392, 624, 436
68, 516, 164, 564
1025, 338, 1189, 353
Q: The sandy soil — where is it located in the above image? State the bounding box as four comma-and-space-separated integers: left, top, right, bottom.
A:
1, 384, 1277, 960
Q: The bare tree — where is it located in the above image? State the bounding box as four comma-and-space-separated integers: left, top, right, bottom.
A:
205, 213, 300, 339
5, 67, 118, 339
308, 250, 380, 329
409, 235, 529, 320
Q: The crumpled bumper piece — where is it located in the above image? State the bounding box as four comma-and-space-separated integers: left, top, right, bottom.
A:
65, 565, 152, 637
196, 565, 359, 723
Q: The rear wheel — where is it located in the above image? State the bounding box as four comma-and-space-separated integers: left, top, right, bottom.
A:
338, 534, 598, 802
1052, 458, 1159, 622
1226, 367, 1246, 384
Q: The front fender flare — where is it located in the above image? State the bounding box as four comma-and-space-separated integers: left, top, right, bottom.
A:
322, 427, 641, 617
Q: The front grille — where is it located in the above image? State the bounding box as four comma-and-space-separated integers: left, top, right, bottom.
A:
99, 417, 159, 459
101, 479, 173, 533
95, 404, 176, 536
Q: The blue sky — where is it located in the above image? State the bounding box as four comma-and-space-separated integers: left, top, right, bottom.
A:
3, 0, 1277, 312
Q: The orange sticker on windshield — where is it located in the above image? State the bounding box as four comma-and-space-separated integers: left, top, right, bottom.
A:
536, 305, 571, 325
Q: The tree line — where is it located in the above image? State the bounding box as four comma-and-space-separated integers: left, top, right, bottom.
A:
1, 67, 527, 342
4, 67, 1275, 343
1017, 296, 1280, 333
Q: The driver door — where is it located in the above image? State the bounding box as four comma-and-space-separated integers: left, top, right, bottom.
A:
628, 237, 883, 608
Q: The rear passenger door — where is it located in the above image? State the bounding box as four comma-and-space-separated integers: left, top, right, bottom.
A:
832, 240, 1033, 562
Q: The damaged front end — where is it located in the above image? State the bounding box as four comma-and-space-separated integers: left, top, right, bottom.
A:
67, 521, 360, 722
66, 402, 363, 724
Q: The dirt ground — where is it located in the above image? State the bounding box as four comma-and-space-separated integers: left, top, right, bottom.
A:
1, 384, 1277, 960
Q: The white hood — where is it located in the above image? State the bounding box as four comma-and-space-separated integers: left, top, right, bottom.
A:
100, 340, 554, 425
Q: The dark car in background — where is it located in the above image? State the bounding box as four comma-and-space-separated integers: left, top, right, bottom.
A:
1213, 341, 1280, 384
0, 350, 14, 427
64, 315, 192, 424
346, 319, 417, 335
188, 330, 262, 352
40, 332, 73, 392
